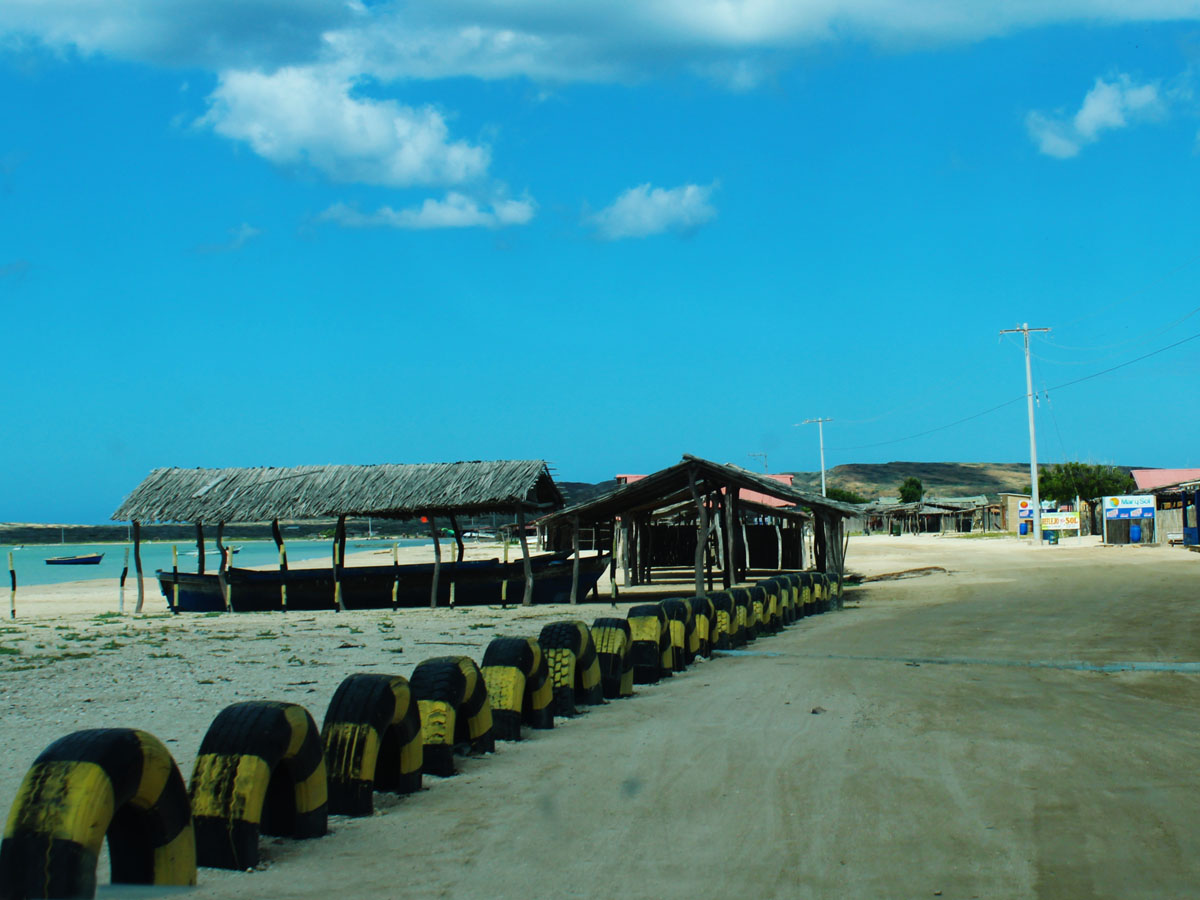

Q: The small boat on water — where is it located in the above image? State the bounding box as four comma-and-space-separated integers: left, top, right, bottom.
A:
46, 553, 105, 566
157, 552, 610, 612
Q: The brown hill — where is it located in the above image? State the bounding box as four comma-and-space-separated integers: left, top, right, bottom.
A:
784, 462, 1041, 500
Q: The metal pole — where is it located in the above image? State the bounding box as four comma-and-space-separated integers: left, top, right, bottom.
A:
1001, 323, 1051, 544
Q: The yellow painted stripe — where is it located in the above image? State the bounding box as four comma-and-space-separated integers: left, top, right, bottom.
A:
418, 700, 454, 747
4, 761, 114, 851
481, 665, 524, 714
323, 721, 380, 782
282, 704, 309, 758
399, 735, 423, 776
293, 763, 328, 815
150, 823, 197, 886
189, 754, 270, 824
530, 677, 553, 713
628, 617, 660, 643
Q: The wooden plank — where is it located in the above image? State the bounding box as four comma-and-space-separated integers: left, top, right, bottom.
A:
215, 522, 229, 611
429, 517, 441, 608
687, 469, 707, 597
518, 506, 534, 606
271, 518, 289, 611
333, 514, 347, 612
569, 515, 581, 605
195, 521, 205, 577
133, 521, 145, 614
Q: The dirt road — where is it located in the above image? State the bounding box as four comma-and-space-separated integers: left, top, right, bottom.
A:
171, 536, 1200, 900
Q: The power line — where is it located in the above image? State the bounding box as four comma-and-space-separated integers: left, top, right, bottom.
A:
828, 326, 1200, 452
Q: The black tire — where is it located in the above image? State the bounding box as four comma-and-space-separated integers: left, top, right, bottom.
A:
538, 622, 605, 717
661, 599, 693, 671
731, 588, 755, 642
760, 578, 789, 627
797, 573, 815, 617
707, 592, 736, 650
689, 596, 716, 658
590, 617, 634, 699
0, 729, 195, 899
409, 656, 494, 777
626, 604, 670, 683
481, 637, 554, 740
321, 673, 423, 816
190, 701, 327, 870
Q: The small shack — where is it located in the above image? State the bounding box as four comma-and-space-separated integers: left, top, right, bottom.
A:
538, 454, 857, 598
112, 460, 564, 610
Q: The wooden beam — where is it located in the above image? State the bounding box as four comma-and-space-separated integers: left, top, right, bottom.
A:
271, 518, 289, 611
724, 486, 736, 588
775, 521, 784, 571
429, 516, 441, 608
333, 514, 347, 611
518, 506, 534, 606
450, 514, 465, 562
133, 521, 145, 614
195, 521, 205, 577
609, 518, 620, 601
215, 522, 229, 611
569, 514, 581, 605
687, 469, 707, 598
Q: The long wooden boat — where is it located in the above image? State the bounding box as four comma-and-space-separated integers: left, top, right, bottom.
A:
45, 553, 104, 566
156, 552, 609, 613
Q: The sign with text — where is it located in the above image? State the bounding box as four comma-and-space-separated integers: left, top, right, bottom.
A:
1041, 512, 1080, 531
1017, 499, 1057, 519
1103, 495, 1156, 520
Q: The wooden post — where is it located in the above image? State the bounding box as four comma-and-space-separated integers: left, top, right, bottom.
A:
569, 515, 581, 605
501, 531, 509, 606
620, 518, 631, 587
119, 547, 129, 614
714, 494, 726, 572
429, 517, 441, 608
7, 550, 14, 620
687, 469, 708, 598
333, 514, 346, 611
171, 545, 179, 611
391, 542, 399, 608
608, 518, 619, 601
724, 486, 736, 588
272, 519, 289, 611
195, 521, 205, 576
133, 521, 145, 613
741, 522, 750, 577
775, 521, 784, 570
215, 522, 229, 611
450, 515, 465, 562
517, 506, 534, 606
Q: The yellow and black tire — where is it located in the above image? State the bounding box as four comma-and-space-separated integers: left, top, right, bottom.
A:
626, 603, 671, 683
688, 595, 716, 658
537, 621, 605, 717
707, 592, 736, 650
189, 701, 327, 870
777, 575, 798, 624
731, 588, 756, 641
814, 573, 830, 613
409, 656, 494, 777
481, 637, 554, 741
785, 573, 805, 619
661, 599, 694, 671
590, 617, 634, 699
747, 585, 772, 636
827, 571, 843, 609
0, 728, 195, 899
321, 673, 423, 817
797, 572, 815, 617
764, 577, 792, 627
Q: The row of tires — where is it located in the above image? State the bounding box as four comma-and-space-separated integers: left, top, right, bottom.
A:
0, 571, 840, 899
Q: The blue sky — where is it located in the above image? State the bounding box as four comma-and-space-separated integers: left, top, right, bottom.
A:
2, 2, 1200, 522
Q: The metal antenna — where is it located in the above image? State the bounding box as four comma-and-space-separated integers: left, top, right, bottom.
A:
796, 418, 833, 497
1000, 323, 1051, 543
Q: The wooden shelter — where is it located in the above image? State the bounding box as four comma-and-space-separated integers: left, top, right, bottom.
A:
539, 455, 857, 600
112, 460, 563, 611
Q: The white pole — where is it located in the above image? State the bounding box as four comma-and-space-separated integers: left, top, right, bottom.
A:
1001, 323, 1050, 544
797, 418, 832, 497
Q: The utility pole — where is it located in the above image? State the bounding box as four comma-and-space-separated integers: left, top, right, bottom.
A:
748, 452, 768, 473
1000, 323, 1051, 543
797, 418, 832, 497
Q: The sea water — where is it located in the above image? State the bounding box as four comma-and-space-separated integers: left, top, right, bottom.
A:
1, 539, 434, 588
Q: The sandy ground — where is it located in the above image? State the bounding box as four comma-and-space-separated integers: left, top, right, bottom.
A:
1, 534, 1198, 899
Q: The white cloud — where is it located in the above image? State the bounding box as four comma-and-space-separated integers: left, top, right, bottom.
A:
1027, 74, 1166, 158
198, 66, 490, 187
196, 222, 262, 253
589, 182, 717, 239
319, 193, 536, 229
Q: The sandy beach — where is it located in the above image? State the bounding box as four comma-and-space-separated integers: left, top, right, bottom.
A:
2, 534, 1198, 898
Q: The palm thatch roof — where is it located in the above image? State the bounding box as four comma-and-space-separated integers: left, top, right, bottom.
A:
540, 454, 858, 525
112, 460, 563, 524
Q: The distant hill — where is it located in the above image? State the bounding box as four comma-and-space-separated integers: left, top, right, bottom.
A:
558, 479, 619, 506
784, 461, 1136, 500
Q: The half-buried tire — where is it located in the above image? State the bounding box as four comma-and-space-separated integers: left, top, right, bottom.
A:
689, 595, 716, 658
731, 588, 755, 641
410, 656, 495, 776
0, 728, 195, 900
590, 617, 634, 699
481, 637, 554, 741
661, 599, 694, 672
707, 592, 737, 650
626, 604, 671, 683
321, 673, 423, 817
537, 621, 605, 717
189, 701, 327, 870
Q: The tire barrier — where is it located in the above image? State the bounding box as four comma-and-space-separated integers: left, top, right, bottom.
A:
410, 657, 495, 777
590, 618, 635, 699
730, 588, 755, 641
0, 729, 195, 900
538, 621, 605, 717
749, 585, 778, 635
189, 701, 327, 871
626, 603, 672, 683
761, 577, 790, 626
481, 637, 554, 741
707, 592, 736, 650
797, 573, 816, 617
661, 599, 694, 672
688, 595, 716, 658
321, 674, 423, 817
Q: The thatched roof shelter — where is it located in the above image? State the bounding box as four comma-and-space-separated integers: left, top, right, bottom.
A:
112, 460, 563, 524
